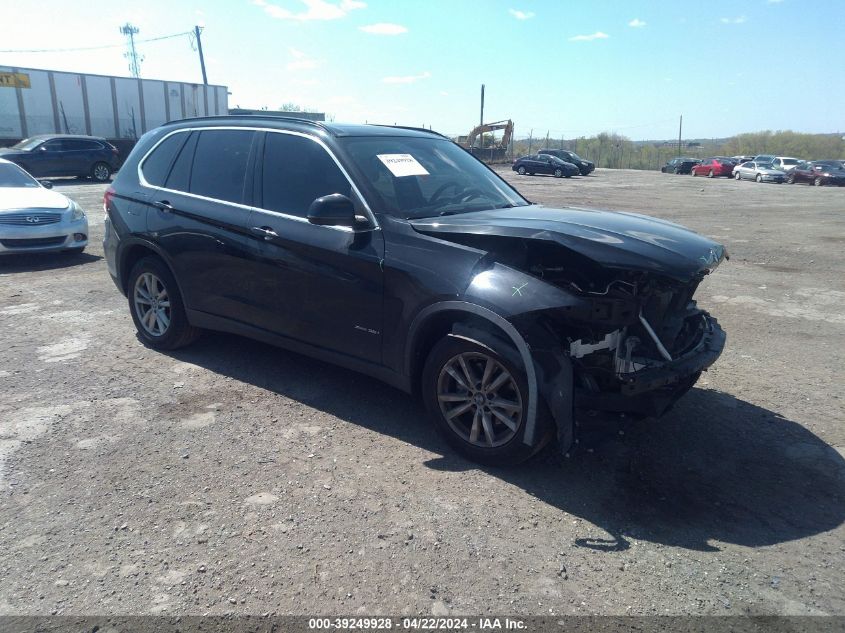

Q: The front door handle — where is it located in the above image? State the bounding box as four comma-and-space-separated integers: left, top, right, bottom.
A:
154, 200, 174, 213
251, 226, 279, 241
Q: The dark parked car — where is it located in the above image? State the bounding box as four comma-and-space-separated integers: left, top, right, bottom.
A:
104, 116, 727, 465
538, 149, 595, 175
661, 158, 700, 174
0, 134, 119, 182
690, 157, 736, 178
512, 154, 579, 178
788, 161, 845, 186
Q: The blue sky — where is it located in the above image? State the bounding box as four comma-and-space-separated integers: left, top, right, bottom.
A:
2, 0, 843, 140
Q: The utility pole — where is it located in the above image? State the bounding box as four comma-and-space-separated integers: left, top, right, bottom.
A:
120, 23, 143, 78
528, 129, 533, 154
195, 25, 208, 85
677, 115, 683, 157
479, 84, 485, 151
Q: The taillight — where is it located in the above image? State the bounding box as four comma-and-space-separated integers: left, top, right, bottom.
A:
103, 187, 116, 214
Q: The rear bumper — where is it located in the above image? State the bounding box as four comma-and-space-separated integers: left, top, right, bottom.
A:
576, 314, 726, 417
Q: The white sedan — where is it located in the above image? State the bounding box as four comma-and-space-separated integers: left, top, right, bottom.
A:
0, 158, 88, 255
732, 160, 787, 184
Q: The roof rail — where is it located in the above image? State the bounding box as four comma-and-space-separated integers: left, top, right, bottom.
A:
383, 125, 451, 140
162, 114, 334, 134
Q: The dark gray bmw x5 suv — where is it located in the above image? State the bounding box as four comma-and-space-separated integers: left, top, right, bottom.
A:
104, 115, 726, 465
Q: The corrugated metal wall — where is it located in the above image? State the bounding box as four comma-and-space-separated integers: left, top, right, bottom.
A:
0, 66, 228, 141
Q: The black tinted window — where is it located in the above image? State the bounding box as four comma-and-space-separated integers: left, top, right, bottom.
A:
190, 130, 255, 204
142, 133, 188, 187
64, 139, 101, 151
165, 132, 197, 191
261, 133, 350, 217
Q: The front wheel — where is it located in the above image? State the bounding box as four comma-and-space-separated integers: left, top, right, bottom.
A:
91, 162, 111, 182
127, 257, 200, 350
787, 174, 795, 184
735, 171, 742, 180
814, 177, 823, 187
422, 335, 550, 466
708, 170, 715, 178
517, 166, 526, 175
756, 174, 763, 183
554, 168, 563, 178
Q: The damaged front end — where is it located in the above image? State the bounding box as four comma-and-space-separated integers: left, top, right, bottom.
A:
411, 206, 728, 451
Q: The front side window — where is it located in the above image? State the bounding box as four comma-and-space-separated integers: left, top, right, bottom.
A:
341, 136, 528, 219
261, 132, 351, 218
190, 130, 256, 204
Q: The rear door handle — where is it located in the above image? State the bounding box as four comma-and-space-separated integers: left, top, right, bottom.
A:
154, 200, 174, 213
251, 226, 279, 241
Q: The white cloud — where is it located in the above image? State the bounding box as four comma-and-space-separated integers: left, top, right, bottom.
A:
439, 91, 449, 96
286, 47, 319, 70
253, 0, 366, 21
382, 71, 431, 84
359, 23, 408, 35
509, 9, 535, 20
569, 31, 609, 42
628, 18, 646, 28
720, 15, 747, 24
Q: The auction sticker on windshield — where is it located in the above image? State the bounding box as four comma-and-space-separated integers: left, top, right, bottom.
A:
377, 154, 430, 177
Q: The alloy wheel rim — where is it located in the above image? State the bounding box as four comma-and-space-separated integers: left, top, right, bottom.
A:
94, 165, 109, 180
436, 352, 523, 448
133, 272, 171, 337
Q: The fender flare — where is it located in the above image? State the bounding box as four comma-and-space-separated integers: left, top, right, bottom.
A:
406, 301, 540, 446
116, 237, 184, 298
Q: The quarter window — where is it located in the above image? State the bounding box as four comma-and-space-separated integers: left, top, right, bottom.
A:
261, 133, 351, 218
190, 130, 256, 204
141, 133, 188, 187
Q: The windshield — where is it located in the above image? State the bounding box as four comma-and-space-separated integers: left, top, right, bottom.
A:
10, 137, 45, 151
782, 159, 799, 165
340, 136, 529, 219
568, 152, 582, 161
0, 162, 40, 187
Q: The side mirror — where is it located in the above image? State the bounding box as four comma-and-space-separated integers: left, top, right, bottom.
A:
39, 180, 53, 189
38, 145, 48, 152
307, 194, 365, 228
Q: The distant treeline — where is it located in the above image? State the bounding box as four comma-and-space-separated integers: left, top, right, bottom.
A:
509, 130, 845, 170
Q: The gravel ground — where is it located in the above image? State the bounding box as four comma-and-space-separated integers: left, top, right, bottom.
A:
0, 169, 843, 617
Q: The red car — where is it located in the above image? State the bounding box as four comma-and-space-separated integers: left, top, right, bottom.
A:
691, 157, 737, 178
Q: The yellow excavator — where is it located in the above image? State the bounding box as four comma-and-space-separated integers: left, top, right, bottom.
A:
464, 119, 514, 152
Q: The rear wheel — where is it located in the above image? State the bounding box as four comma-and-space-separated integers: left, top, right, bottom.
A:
517, 166, 526, 175
91, 162, 111, 182
690, 169, 696, 177
127, 257, 200, 350
735, 171, 742, 180
787, 173, 795, 184
422, 335, 550, 466
756, 174, 763, 183
814, 177, 823, 187
708, 169, 715, 178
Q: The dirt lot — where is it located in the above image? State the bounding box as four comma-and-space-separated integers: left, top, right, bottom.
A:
1, 168, 843, 617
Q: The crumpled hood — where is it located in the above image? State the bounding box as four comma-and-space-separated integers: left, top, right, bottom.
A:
0, 187, 71, 212
409, 205, 727, 282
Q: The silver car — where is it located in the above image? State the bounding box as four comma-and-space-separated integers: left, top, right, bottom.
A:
0, 158, 88, 254
733, 160, 787, 183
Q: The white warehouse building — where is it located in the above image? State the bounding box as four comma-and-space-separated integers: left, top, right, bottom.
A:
0, 65, 228, 142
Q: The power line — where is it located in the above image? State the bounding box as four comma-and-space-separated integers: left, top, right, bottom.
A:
0, 30, 193, 54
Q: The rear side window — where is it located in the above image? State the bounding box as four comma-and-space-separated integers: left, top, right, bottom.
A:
190, 130, 256, 204
166, 132, 198, 191
261, 133, 351, 218
142, 133, 188, 187
64, 139, 102, 151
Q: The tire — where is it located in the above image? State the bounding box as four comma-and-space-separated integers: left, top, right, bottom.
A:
554, 168, 562, 178
708, 170, 715, 178
787, 174, 795, 184
517, 166, 526, 175
422, 335, 551, 466
814, 177, 823, 187
127, 256, 200, 350
91, 162, 111, 182
735, 171, 742, 180
690, 169, 696, 177
756, 174, 763, 183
